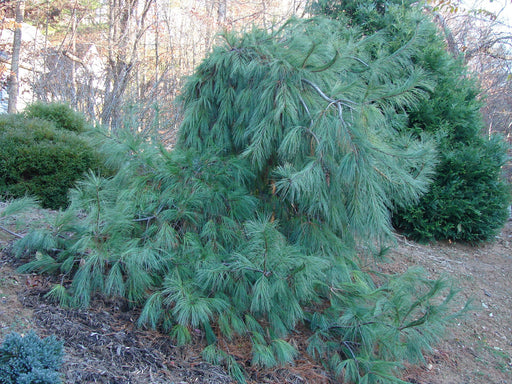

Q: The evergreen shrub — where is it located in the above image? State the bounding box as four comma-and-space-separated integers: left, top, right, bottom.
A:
24, 102, 89, 133
393, 50, 511, 242
308, 0, 511, 242
0, 114, 101, 209
394, 137, 510, 242
0, 331, 63, 384
15, 17, 462, 384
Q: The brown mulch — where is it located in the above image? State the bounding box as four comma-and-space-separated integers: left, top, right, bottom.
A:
7, 275, 328, 383
0, 237, 330, 384
18, 289, 235, 384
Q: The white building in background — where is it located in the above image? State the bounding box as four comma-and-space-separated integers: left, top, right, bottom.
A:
0, 22, 46, 113
0, 89, 8, 113
0, 20, 106, 116
0, 50, 8, 113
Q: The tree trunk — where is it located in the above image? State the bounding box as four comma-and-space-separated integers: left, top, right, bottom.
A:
8, 0, 25, 113
217, 0, 226, 23
101, 0, 154, 130
70, 7, 78, 108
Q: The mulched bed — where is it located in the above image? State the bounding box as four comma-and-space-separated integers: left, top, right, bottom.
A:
15, 285, 329, 384
19, 289, 232, 383
1, 236, 330, 384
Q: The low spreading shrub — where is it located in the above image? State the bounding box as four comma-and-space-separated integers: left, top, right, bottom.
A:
0, 114, 102, 209
24, 102, 89, 133
0, 330, 63, 384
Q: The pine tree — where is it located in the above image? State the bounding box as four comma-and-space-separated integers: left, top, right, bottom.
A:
308, 0, 511, 242
178, 17, 436, 242
14, 17, 462, 384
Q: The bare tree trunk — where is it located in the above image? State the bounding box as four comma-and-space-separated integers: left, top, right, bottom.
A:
154, 2, 159, 84
101, 0, 154, 130
8, 0, 25, 113
432, 12, 459, 58
217, 0, 226, 23
71, 7, 78, 108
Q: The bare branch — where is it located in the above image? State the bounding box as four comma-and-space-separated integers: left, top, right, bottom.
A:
0, 225, 24, 239
302, 79, 355, 109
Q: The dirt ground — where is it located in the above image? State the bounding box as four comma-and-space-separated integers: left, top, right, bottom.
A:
1, 213, 511, 383
394, 221, 512, 384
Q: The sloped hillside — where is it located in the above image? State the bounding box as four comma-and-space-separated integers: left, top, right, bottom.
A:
1, 209, 511, 383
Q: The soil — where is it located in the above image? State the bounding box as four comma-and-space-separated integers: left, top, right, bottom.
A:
1, 210, 511, 384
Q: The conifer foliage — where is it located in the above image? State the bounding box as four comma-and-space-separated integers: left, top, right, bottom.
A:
0, 112, 102, 210
0, 331, 63, 384
15, 17, 461, 384
309, 0, 511, 242
178, 17, 436, 240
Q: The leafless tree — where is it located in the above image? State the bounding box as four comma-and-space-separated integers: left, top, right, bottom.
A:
20, 0, 305, 139
7, 0, 24, 113
432, 2, 512, 136
101, 0, 155, 130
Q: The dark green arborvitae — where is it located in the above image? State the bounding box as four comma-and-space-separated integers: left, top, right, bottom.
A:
14, 17, 462, 384
308, 0, 416, 33
309, 0, 511, 242
397, 41, 511, 242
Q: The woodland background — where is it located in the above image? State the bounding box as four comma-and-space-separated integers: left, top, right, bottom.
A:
0, 0, 511, 145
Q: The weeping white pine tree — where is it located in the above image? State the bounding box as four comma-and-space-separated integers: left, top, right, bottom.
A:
15, 17, 462, 384
178, 17, 437, 242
